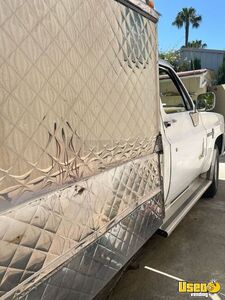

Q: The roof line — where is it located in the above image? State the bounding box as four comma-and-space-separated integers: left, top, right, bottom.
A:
181, 48, 225, 54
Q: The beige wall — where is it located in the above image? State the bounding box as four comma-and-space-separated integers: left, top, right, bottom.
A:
181, 70, 214, 100
180, 76, 207, 100
213, 85, 225, 118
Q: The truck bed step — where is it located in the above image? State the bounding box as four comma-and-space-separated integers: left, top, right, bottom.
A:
159, 177, 212, 237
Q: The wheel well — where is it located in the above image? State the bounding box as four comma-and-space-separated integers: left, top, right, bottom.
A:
215, 134, 224, 155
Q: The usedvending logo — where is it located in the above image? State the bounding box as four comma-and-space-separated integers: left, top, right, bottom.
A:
178, 280, 221, 297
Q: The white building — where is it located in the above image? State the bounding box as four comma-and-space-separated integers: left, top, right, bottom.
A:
180, 48, 225, 72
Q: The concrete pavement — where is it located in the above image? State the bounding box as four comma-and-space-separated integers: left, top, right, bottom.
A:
108, 159, 225, 300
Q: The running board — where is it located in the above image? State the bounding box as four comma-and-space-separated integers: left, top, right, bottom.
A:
158, 178, 212, 237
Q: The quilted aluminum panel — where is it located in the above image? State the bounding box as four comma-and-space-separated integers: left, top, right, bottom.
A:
1, 153, 162, 298
0, 0, 161, 298
19, 192, 163, 300
0, 0, 159, 210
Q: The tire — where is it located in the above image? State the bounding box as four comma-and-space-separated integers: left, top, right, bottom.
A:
204, 146, 219, 198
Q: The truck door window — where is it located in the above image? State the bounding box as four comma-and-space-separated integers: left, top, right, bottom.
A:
159, 68, 187, 114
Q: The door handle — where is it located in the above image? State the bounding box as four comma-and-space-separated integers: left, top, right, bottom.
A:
164, 119, 177, 128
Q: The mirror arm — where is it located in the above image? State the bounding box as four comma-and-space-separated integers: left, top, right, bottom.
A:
194, 103, 197, 113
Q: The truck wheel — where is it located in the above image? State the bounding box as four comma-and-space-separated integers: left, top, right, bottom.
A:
204, 146, 219, 198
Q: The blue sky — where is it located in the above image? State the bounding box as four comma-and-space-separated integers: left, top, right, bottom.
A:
155, 0, 225, 52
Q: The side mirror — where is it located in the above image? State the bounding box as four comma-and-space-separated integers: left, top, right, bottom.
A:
196, 92, 216, 112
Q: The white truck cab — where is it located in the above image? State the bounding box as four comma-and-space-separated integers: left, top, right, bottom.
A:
159, 60, 225, 235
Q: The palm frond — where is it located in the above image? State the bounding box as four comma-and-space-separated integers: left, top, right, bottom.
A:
172, 12, 184, 28
191, 15, 202, 28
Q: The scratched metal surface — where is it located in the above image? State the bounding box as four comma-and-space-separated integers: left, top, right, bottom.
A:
0, 0, 159, 209
20, 193, 163, 300
1, 154, 162, 299
0, 0, 161, 298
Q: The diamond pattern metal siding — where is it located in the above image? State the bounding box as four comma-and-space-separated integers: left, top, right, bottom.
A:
20, 193, 163, 300
1, 154, 162, 298
0, 0, 159, 209
0, 0, 161, 298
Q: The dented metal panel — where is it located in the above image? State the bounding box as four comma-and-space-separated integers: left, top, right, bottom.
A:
2, 155, 162, 299
0, 0, 162, 298
20, 193, 163, 300
0, 0, 159, 209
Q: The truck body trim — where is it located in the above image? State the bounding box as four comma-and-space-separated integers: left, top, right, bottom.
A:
116, 0, 160, 23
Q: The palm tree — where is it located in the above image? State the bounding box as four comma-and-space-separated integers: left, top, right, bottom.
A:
187, 40, 207, 49
172, 8, 202, 48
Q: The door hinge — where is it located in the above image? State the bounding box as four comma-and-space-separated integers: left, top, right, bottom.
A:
154, 134, 163, 154
207, 128, 215, 139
